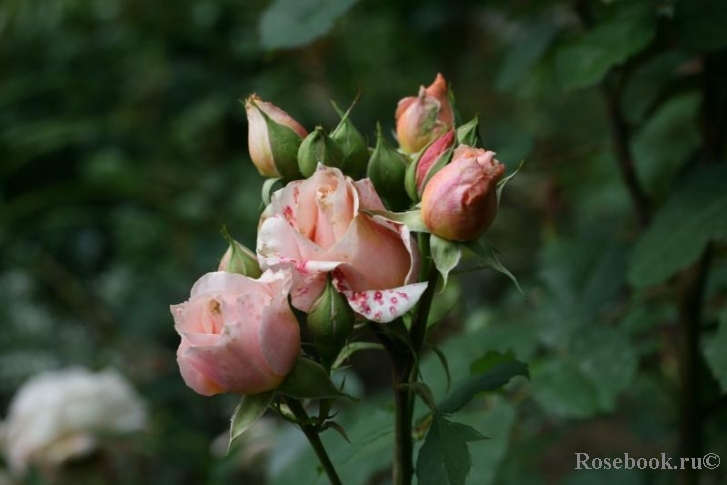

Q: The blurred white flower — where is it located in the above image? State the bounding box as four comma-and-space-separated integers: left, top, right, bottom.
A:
0, 367, 146, 474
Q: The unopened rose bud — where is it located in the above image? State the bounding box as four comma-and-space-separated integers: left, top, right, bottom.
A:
245, 94, 307, 181
368, 123, 410, 211
395, 73, 454, 154
408, 129, 455, 199
219, 231, 262, 278
298, 126, 345, 178
307, 276, 354, 369
331, 108, 369, 179
421, 145, 505, 242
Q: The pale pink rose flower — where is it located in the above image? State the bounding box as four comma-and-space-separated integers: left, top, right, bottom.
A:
395, 73, 454, 154
245, 94, 307, 178
421, 145, 505, 242
1, 368, 145, 474
171, 270, 300, 396
257, 165, 427, 323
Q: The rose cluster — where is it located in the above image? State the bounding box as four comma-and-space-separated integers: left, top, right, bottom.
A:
171, 74, 507, 397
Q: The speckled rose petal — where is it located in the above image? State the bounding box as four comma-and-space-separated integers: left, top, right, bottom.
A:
332, 272, 428, 323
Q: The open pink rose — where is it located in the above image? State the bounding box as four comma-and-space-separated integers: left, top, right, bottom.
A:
170, 270, 300, 396
257, 165, 427, 323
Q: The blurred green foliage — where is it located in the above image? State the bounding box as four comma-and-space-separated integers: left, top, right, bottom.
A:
1, 0, 726, 484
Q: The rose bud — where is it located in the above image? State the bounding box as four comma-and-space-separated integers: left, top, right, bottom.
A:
219, 232, 262, 278
406, 129, 455, 200
330, 105, 369, 179
171, 270, 300, 396
395, 73, 454, 154
306, 275, 355, 369
297, 126, 345, 178
245, 94, 307, 181
421, 145, 505, 242
368, 123, 410, 211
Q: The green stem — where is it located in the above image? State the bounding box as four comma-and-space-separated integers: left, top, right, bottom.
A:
390, 234, 440, 485
286, 398, 343, 485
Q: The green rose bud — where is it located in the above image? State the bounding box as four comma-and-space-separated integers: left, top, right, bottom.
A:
367, 124, 411, 211
219, 228, 262, 278
297, 126, 345, 178
330, 104, 369, 179
306, 276, 354, 369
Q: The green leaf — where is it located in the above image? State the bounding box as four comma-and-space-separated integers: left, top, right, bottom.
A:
469, 350, 516, 375
228, 391, 275, 453
279, 357, 346, 400
555, 2, 656, 91
675, 0, 727, 51
427, 344, 452, 393
259, 0, 360, 50
620, 50, 692, 124
532, 327, 638, 418
465, 238, 522, 293
416, 414, 485, 485
430, 234, 462, 289
438, 360, 529, 415
632, 92, 700, 198
703, 311, 727, 393
496, 22, 558, 92
363, 209, 429, 233
628, 165, 727, 288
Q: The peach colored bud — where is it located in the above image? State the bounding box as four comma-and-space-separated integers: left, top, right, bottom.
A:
421, 145, 505, 242
171, 270, 300, 396
415, 129, 455, 194
245, 94, 307, 179
395, 73, 454, 154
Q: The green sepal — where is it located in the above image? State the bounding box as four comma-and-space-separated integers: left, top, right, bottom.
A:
430, 234, 462, 290
252, 101, 304, 182
497, 159, 523, 205
220, 226, 262, 278
279, 357, 346, 400
405, 150, 420, 202
367, 123, 410, 211
332, 342, 384, 370
364, 208, 429, 234
456, 115, 481, 147
262, 177, 282, 205
298, 126, 345, 177
465, 237, 522, 294
331, 99, 369, 179
227, 390, 274, 453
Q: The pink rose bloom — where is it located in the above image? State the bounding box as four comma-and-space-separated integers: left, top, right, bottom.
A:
421, 145, 505, 242
257, 165, 427, 323
170, 270, 300, 396
395, 73, 454, 154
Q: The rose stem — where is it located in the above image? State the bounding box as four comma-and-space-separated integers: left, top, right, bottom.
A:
285, 397, 343, 485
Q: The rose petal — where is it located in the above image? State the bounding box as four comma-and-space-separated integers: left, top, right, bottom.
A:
258, 293, 300, 376
338, 282, 429, 323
